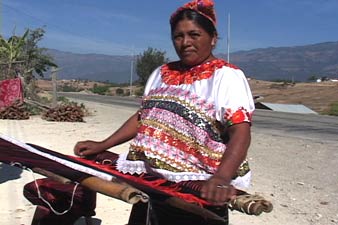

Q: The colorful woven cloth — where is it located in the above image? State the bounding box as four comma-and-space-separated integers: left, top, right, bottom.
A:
0, 134, 272, 217
0, 134, 207, 206
0, 78, 23, 109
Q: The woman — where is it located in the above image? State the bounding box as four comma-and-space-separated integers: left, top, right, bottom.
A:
74, 0, 255, 224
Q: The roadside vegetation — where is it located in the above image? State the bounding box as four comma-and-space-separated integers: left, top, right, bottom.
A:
2, 27, 336, 118
0, 29, 167, 119
0, 28, 57, 100
136, 47, 168, 86
54, 47, 167, 98
90, 83, 112, 95
326, 102, 338, 116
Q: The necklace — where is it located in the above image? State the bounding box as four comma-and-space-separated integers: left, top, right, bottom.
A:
161, 59, 229, 85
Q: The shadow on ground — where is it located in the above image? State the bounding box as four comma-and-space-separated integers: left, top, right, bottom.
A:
0, 163, 22, 184
75, 217, 102, 225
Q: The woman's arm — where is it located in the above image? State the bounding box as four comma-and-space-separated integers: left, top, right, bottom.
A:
200, 122, 251, 205
215, 122, 251, 181
74, 111, 140, 157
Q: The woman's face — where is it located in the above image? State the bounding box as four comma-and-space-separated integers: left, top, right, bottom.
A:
172, 18, 216, 67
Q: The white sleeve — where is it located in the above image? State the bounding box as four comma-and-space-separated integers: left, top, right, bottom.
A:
214, 67, 255, 126
143, 66, 162, 96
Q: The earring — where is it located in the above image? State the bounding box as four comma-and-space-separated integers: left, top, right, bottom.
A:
211, 39, 216, 47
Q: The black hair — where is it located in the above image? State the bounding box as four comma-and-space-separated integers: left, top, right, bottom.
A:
170, 9, 217, 37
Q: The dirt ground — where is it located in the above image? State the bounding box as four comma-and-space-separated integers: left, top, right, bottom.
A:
1, 99, 338, 225
36, 79, 338, 114
248, 79, 338, 114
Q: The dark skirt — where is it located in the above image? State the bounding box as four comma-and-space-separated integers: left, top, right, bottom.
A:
128, 194, 229, 225
128, 200, 229, 225
23, 178, 96, 225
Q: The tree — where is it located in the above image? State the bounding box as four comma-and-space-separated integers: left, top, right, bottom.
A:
136, 47, 168, 86
22, 28, 57, 99
307, 75, 318, 82
0, 30, 29, 79
115, 88, 124, 96
0, 28, 57, 99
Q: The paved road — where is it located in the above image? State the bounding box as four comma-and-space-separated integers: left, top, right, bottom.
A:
59, 92, 338, 142
251, 109, 338, 142
60, 92, 140, 108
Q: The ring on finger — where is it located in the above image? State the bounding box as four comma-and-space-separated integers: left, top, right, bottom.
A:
216, 184, 229, 189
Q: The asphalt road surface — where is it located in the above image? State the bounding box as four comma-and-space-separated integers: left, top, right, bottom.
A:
59, 92, 338, 143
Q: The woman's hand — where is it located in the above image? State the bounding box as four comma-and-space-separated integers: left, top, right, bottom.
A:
73, 140, 106, 157
73, 111, 140, 157
200, 123, 250, 205
200, 176, 236, 206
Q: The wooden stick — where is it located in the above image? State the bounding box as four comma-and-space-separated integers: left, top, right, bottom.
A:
32, 168, 71, 184
32, 167, 148, 204
80, 176, 149, 204
31, 167, 272, 218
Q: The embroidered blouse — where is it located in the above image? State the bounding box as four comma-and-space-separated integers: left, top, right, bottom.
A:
117, 59, 255, 188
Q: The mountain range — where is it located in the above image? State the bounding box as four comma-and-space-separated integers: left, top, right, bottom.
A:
46, 41, 338, 83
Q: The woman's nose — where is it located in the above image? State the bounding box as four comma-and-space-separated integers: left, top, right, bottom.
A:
182, 36, 192, 46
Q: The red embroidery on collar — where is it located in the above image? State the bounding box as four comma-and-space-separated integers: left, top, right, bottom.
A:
161, 59, 237, 85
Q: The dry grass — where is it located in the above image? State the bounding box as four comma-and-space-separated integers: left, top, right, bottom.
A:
36, 79, 338, 114
249, 79, 338, 114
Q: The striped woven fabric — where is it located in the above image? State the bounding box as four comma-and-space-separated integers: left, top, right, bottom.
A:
0, 134, 209, 206
0, 134, 273, 216
0, 78, 23, 109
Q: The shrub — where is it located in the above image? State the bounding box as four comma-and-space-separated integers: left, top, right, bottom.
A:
60, 85, 80, 92
326, 102, 338, 116
124, 90, 130, 96
57, 96, 70, 104
24, 102, 42, 115
115, 88, 124, 96
134, 87, 144, 97
90, 84, 110, 95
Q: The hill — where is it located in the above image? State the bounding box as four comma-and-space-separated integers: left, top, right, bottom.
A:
36, 79, 338, 115
46, 41, 338, 83
248, 79, 338, 113
46, 49, 133, 84
222, 41, 338, 81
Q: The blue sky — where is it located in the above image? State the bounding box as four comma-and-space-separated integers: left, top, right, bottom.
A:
2, 0, 338, 60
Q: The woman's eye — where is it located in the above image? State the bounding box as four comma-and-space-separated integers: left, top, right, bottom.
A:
173, 34, 183, 40
190, 33, 200, 38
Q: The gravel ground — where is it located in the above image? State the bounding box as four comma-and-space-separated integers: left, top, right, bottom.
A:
1, 100, 337, 225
